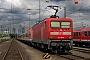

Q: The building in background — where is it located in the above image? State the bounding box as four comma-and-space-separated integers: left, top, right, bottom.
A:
3, 31, 10, 34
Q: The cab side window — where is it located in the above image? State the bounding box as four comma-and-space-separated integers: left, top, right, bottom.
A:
88, 31, 90, 36
82, 31, 87, 36
74, 32, 80, 36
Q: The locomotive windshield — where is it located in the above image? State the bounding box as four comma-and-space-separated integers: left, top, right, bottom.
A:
50, 21, 70, 28
51, 21, 60, 28
61, 22, 70, 28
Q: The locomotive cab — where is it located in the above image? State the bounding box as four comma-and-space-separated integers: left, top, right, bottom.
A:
49, 19, 72, 40
44, 18, 73, 53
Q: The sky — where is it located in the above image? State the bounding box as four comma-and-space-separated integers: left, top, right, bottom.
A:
0, 0, 90, 34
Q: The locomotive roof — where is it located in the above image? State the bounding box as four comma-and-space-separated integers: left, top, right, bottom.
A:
32, 18, 72, 27
74, 27, 90, 31
82, 27, 90, 31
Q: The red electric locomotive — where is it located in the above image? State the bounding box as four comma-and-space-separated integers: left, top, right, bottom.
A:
32, 17, 73, 53
73, 27, 90, 47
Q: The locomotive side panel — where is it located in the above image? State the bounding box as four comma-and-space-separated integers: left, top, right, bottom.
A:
32, 20, 48, 43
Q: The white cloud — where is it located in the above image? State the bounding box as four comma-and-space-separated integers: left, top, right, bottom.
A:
0, 0, 1, 3
70, 13, 84, 17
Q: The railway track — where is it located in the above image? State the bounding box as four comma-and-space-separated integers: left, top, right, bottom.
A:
73, 47, 90, 54
2, 40, 24, 60
60, 54, 90, 60
51, 53, 90, 60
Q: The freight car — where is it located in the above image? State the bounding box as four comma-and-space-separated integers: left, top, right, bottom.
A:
73, 27, 90, 47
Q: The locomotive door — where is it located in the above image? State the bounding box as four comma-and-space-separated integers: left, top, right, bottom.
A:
82, 31, 88, 41
41, 27, 43, 41
87, 31, 90, 40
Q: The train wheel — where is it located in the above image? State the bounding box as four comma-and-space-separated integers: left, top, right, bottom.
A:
74, 44, 77, 46
43, 45, 48, 52
41, 44, 44, 48
86, 44, 90, 48
65, 50, 70, 53
89, 44, 90, 48
79, 44, 83, 47
51, 50, 57, 53
45, 45, 48, 51
84, 44, 88, 48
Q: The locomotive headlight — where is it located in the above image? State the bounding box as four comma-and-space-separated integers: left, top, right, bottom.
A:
50, 36, 53, 39
69, 36, 72, 39
50, 32, 59, 35
63, 32, 71, 35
